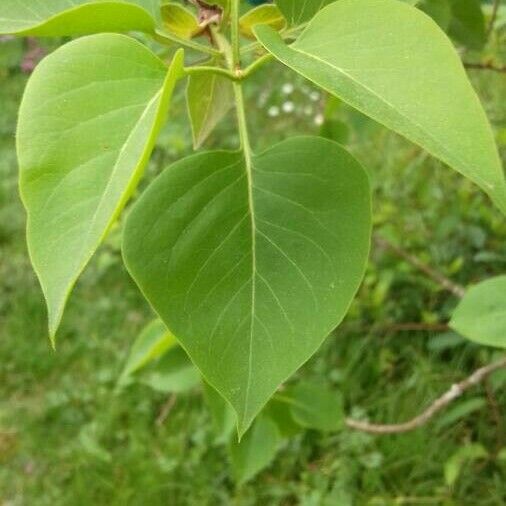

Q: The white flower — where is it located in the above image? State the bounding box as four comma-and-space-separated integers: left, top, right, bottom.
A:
282, 83, 294, 95
268, 106, 280, 117
282, 101, 295, 113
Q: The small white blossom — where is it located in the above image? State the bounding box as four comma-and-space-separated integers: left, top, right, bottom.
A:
282, 82, 294, 95
314, 113, 324, 126
309, 91, 320, 102
282, 101, 295, 113
268, 105, 280, 117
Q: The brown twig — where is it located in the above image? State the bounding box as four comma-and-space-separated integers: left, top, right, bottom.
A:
382, 322, 450, 333
463, 61, 506, 74
374, 236, 466, 298
156, 394, 177, 427
486, 0, 501, 39
345, 357, 506, 434
484, 378, 503, 452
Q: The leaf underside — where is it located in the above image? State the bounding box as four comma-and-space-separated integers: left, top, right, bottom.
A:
186, 72, 234, 149
255, 0, 506, 215
0, 0, 159, 36
123, 136, 371, 435
17, 34, 183, 339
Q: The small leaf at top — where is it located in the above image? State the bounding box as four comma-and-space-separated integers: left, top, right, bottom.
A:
255, 0, 506, 215
276, 0, 335, 26
161, 2, 200, 39
239, 4, 286, 39
0, 0, 160, 36
229, 414, 281, 484
186, 70, 234, 148
123, 136, 371, 436
17, 35, 184, 341
450, 276, 506, 349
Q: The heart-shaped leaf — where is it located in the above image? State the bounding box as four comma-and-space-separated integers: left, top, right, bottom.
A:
255, 0, 506, 215
450, 276, 506, 349
123, 136, 371, 435
17, 35, 184, 340
0, 0, 159, 36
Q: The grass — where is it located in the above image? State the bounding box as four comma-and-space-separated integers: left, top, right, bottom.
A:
1, 28, 506, 505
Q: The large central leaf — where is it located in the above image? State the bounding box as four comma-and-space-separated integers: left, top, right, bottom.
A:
17, 34, 183, 339
123, 137, 371, 434
255, 0, 506, 215
0, 0, 160, 36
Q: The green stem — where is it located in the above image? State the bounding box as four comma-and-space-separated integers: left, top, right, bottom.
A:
230, 0, 241, 69
242, 53, 273, 79
230, 0, 251, 154
233, 82, 251, 154
240, 23, 307, 55
184, 65, 239, 81
154, 29, 221, 57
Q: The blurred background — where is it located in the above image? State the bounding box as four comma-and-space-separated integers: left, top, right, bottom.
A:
1, 1, 506, 504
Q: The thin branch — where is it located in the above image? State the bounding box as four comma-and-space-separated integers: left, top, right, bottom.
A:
375, 236, 466, 298
345, 357, 506, 434
484, 378, 503, 452
184, 64, 239, 81
156, 394, 177, 427
486, 0, 501, 39
464, 61, 506, 74
381, 322, 450, 333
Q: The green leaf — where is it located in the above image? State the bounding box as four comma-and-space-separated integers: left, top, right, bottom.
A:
418, 0, 452, 30
0, 0, 159, 36
123, 136, 371, 436
450, 276, 506, 349
255, 0, 506, 215
161, 2, 200, 40
119, 319, 176, 385
229, 414, 281, 484
286, 381, 344, 431
264, 398, 302, 437
17, 35, 184, 341
240, 4, 286, 39
140, 347, 201, 393
444, 444, 488, 487
320, 119, 350, 145
276, 0, 335, 26
435, 397, 486, 430
203, 380, 236, 444
186, 71, 234, 149
448, 0, 486, 51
